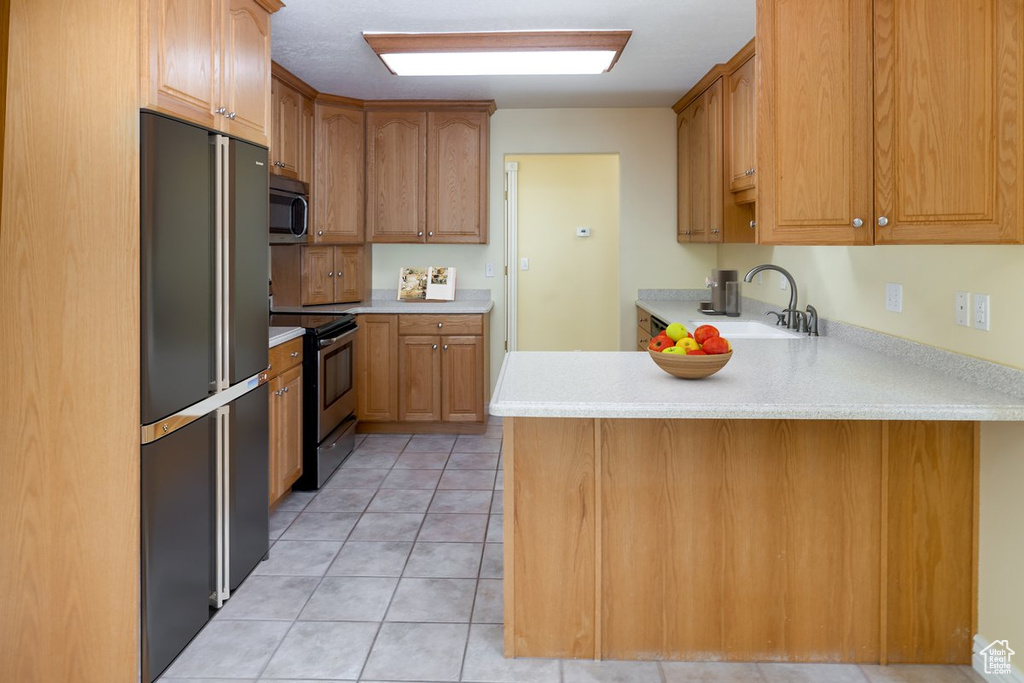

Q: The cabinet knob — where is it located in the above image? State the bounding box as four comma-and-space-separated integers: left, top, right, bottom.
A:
432, 344, 438, 350
418, 231, 423, 237
215, 107, 226, 115
749, 220, 757, 229
852, 218, 864, 228
712, 228, 720, 234
227, 111, 237, 120
748, 167, 756, 176
437, 322, 442, 328
318, 230, 323, 236
328, 271, 334, 277
290, 351, 299, 357
428, 232, 433, 237
877, 216, 889, 227
443, 344, 448, 351
283, 386, 289, 393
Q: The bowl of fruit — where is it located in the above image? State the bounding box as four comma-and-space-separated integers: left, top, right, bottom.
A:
647, 323, 732, 379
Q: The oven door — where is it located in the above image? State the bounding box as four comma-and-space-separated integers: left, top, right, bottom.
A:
317, 327, 357, 442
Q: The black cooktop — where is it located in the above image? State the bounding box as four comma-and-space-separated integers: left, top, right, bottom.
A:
270, 311, 356, 337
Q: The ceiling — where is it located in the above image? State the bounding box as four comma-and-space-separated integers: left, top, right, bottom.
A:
270, 0, 756, 109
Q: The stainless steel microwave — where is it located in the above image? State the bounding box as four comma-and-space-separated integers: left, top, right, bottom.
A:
269, 175, 309, 243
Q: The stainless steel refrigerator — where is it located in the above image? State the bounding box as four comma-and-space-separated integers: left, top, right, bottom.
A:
139, 111, 270, 683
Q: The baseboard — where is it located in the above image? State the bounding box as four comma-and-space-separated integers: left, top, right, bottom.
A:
974, 634, 1024, 682
356, 421, 487, 435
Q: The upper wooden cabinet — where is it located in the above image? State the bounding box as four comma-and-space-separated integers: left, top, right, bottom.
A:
677, 80, 723, 244
367, 105, 492, 244
725, 52, 757, 196
428, 111, 490, 243
300, 245, 367, 305
757, 0, 1023, 245
367, 111, 428, 243
141, 0, 281, 146
270, 77, 302, 178
314, 102, 365, 243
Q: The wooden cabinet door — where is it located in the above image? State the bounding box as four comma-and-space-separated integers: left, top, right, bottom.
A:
441, 336, 484, 423
873, 0, 1023, 244
677, 80, 723, 243
427, 111, 488, 243
367, 111, 427, 243
355, 315, 399, 422
726, 54, 756, 193
333, 246, 364, 303
299, 95, 315, 186
270, 77, 301, 178
757, 0, 873, 245
314, 104, 365, 243
142, 0, 221, 128
268, 372, 284, 504
276, 364, 303, 491
398, 335, 441, 422
300, 246, 332, 305
221, 0, 271, 146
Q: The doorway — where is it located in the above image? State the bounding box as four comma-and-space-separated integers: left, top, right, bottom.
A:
505, 154, 620, 352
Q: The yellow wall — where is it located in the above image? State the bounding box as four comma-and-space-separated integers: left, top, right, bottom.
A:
978, 422, 1024, 661
509, 154, 620, 351
720, 244, 1024, 370
371, 108, 717, 389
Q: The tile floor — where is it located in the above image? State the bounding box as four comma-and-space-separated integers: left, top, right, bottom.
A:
158, 419, 985, 683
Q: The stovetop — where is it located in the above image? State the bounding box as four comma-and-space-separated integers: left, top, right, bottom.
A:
270, 311, 356, 337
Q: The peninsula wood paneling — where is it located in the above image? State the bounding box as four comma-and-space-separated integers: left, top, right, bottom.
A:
355, 315, 398, 422
508, 417, 596, 658
886, 421, 976, 664
757, 0, 874, 245
873, 0, 1022, 244
1, 0, 141, 679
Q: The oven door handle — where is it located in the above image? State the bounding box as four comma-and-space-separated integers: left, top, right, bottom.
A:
319, 327, 357, 349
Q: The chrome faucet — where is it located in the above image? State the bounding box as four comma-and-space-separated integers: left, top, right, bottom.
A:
743, 264, 799, 329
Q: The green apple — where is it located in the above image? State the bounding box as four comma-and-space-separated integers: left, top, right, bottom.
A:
665, 322, 688, 341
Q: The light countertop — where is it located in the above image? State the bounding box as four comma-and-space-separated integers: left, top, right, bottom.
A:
269, 326, 304, 348
489, 297, 1024, 421
272, 288, 494, 316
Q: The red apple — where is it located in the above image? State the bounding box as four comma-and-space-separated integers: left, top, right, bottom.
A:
702, 336, 731, 355
686, 349, 707, 355
649, 336, 674, 352
693, 325, 720, 345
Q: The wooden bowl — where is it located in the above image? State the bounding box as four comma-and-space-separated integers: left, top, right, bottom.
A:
647, 349, 732, 379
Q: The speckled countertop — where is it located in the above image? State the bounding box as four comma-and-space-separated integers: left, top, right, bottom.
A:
490, 295, 1024, 421
271, 288, 493, 315
269, 326, 304, 347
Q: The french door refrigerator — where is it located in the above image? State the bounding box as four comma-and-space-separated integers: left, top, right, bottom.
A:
139, 111, 270, 683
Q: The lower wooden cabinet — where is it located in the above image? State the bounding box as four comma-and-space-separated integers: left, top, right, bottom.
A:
357, 313, 488, 431
267, 337, 303, 506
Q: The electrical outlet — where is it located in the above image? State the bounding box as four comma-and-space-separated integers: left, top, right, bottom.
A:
485, 262, 494, 278
779, 273, 787, 290
973, 293, 990, 331
885, 282, 903, 313
575, 226, 591, 237
954, 291, 970, 327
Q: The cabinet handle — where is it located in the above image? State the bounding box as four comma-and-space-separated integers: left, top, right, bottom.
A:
274, 389, 282, 396
749, 220, 757, 229
432, 344, 438, 350
443, 344, 448, 351
283, 386, 289, 393
290, 351, 299, 358
852, 218, 864, 228
877, 216, 889, 227
317, 230, 323, 236
227, 111, 237, 120
437, 322, 443, 328
711, 228, 720, 234
215, 107, 226, 115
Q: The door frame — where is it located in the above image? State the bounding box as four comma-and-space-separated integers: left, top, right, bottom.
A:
504, 160, 519, 352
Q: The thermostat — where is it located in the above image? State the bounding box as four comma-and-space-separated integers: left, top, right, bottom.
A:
576, 226, 591, 237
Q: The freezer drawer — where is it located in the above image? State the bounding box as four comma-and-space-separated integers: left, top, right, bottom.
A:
228, 384, 269, 589
141, 414, 214, 683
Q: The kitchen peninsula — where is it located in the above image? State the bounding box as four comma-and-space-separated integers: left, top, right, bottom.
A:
489, 338, 1024, 665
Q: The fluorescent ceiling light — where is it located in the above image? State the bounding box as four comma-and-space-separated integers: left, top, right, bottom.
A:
363, 30, 632, 77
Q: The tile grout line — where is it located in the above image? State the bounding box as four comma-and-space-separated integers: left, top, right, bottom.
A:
456, 476, 496, 682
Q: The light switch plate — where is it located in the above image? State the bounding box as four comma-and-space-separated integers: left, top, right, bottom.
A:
485, 262, 494, 278
973, 293, 990, 331
779, 274, 787, 290
954, 291, 970, 327
520, 257, 530, 271
886, 282, 903, 313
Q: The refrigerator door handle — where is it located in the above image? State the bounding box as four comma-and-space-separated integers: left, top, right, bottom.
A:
214, 135, 231, 393
211, 405, 231, 607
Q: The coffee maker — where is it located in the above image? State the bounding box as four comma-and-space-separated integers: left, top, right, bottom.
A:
700, 269, 739, 316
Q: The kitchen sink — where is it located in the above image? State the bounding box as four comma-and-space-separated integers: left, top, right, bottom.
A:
687, 320, 802, 339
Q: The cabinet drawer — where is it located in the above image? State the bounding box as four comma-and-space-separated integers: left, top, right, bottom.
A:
268, 337, 303, 379
637, 326, 651, 351
399, 314, 483, 336
636, 307, 652, 333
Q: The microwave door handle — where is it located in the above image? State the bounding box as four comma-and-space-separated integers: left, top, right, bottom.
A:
292, 196, 308, 237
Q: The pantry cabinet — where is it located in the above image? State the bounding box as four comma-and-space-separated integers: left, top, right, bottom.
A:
141, 0, 281, 146
367, 105, 492, 244
314, 102, 365, 243
267, 337, 303, 506
356, 313, 489, 430
757, 0, 1023, 245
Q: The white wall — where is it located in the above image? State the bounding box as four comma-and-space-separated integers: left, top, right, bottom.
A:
372, 108, 717, 390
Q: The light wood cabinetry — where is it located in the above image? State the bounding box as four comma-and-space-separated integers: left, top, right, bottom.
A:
300, 245, 367, 305
270, 77, 301, 178
141, 0, 281, 146
357, 313, 488, 431
636, 306, 652, 350
300, 96, 314, 187
757, 0, 1023, 245
677, 80, 723, 244
427, 111, 490, 243
314, 102, 364, 243
674, 40, 756, 245
355, 315, 399, 422
367, 105, 492, 244
267, 338, 303, 506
